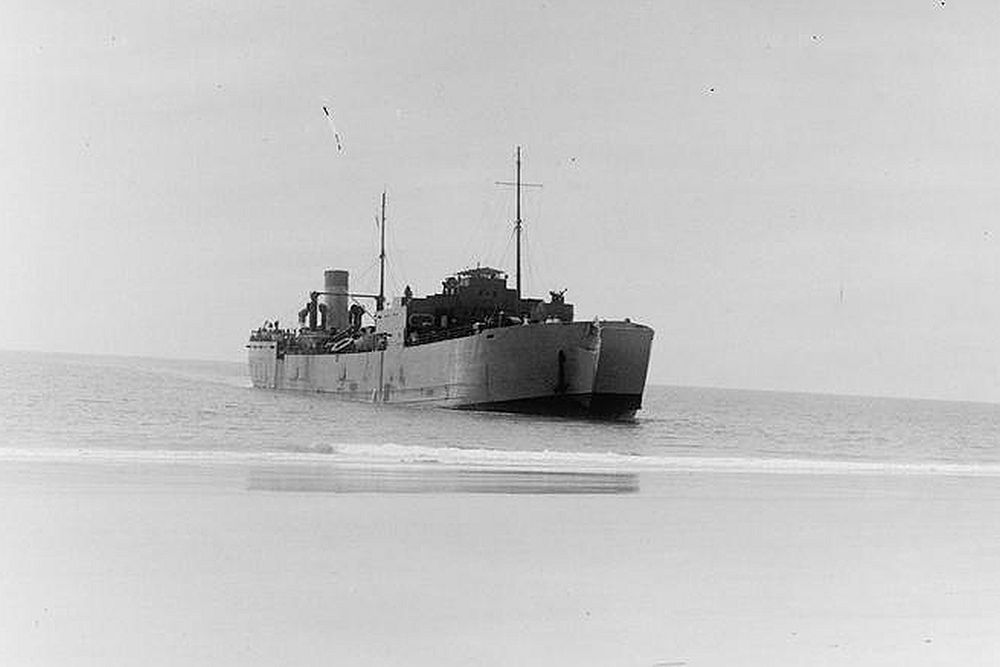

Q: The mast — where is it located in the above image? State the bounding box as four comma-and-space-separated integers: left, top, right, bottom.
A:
515, 146, 522, 300
495, 148, 540, 302
378, 190, 386, 311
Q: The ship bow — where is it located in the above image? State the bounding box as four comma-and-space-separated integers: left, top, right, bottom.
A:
458, 320, 654, 420
587, 320, 654, 418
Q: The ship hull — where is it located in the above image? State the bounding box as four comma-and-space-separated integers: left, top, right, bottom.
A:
248, 320, 653, 420
458, 392, 642, 419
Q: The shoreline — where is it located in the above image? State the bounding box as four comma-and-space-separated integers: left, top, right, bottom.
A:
2, 445, 1000, 479
1, 457, 998, 665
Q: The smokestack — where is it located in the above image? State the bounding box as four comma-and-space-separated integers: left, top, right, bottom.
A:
322, 270, 349, 331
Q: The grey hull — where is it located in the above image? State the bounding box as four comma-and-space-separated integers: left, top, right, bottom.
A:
248, 320, 653, 420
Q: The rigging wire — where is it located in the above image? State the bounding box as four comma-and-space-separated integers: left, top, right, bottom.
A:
472, 191, 511, 270
385, 258, 405, 300
522, 226, 535, 297
351, 201, 384, 297
496, 225, 517, 277
386, 223, 412, 293
353, 255, 380, 294
474, 161, 526, 271
520, 191, 554, 296
459, 186, 504, 269
526, 182, 552, 291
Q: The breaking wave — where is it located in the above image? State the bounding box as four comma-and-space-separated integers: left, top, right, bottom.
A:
1, 443, 1000, 477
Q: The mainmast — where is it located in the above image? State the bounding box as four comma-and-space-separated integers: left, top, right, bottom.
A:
378, 190, 386, 311
515, 146, 522, 300
496, 147, 541, 301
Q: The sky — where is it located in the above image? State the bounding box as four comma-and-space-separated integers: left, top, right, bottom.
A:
2, 0, 999, 402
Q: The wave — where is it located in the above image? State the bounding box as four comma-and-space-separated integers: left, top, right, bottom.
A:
335, 443, 1000, 476
1, 443, 999, 477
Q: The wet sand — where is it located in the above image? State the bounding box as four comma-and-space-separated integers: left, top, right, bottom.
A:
1, 458, 998, 666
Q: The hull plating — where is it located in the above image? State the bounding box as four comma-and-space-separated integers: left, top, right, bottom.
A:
248, 321, 653, 419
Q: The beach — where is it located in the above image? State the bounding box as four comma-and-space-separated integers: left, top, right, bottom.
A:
2, 457, 997, 666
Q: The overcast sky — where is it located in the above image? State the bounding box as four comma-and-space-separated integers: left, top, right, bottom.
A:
2, 0, 999, 402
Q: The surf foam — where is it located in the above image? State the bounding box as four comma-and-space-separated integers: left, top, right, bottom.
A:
0, 444, 999, 477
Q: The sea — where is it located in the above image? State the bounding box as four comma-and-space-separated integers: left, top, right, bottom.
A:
1, 350, 999, 476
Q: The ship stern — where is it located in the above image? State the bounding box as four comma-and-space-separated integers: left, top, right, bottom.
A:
247, 340, 279, 389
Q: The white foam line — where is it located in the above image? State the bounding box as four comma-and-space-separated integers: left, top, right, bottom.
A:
0, 445, 998, 477
333, 443, 1000, 477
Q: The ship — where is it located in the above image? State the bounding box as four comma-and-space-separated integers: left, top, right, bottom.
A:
247, 148, 654, 419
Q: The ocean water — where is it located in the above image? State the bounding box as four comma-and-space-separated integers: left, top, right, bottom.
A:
1, 350, 998, 474
5, 353, 1000, 667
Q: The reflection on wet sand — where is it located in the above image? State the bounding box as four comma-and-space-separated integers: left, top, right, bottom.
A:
247, 464, 639, 494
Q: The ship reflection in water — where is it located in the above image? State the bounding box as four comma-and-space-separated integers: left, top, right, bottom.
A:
247, 464, 638, 495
